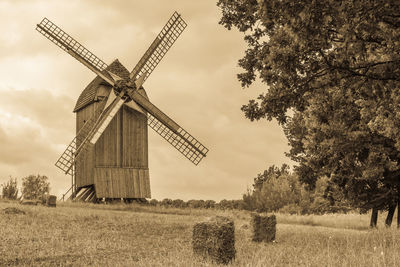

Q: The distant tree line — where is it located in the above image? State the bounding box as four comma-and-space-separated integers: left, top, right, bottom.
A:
1, 175, 50, 201
146, 166, 352, 214
147, 198, 245, 210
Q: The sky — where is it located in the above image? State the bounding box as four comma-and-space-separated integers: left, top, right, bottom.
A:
0, 0, 290, 201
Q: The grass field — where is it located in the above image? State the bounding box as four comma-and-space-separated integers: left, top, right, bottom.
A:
1, 200, 400, 266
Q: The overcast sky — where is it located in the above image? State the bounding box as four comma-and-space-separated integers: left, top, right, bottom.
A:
0, 0, 290, 201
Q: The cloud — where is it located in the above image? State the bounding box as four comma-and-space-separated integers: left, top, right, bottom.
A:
0, 88, 74, 196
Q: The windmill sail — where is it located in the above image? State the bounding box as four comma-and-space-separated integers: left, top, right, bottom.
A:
36, 18, 114, 85
127, 89, 208, 165
129, 11, 187, 82
55, 102, 105, 174
89, 96, 125, 144
147, 113, 208, 165
55, 94, 126, 174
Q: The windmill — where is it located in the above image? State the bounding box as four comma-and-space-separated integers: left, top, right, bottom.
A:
36, 12, 209, 202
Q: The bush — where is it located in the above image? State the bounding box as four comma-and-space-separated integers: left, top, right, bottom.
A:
243, 165, 354, 215
160, 198, 173, 207
2, 177, 18, 200
172, 199, 186, 208
187, 199, 205, 209
280, 204, 301, 215
149, 199, 159, 206
204, 200, 216, 209
253, 171, 301, 212
22, 174, 50, 200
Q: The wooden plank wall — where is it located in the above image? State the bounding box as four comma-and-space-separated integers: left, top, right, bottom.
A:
94, 105, 148, 168
75, 103, 97, 188
122, 105, 148, 168
75, 95, 149, 194
95, 110, 122, 166
94, 167, 151, 198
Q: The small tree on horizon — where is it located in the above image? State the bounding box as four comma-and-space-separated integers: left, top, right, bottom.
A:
22, 174, 50, 200
2, 176, 19, 200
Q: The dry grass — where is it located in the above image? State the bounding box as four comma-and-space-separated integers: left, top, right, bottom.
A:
1, 200, 400, 266
275, 212, 372, 231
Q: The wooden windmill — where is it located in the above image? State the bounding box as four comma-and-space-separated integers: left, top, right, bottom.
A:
36, 12, 209, 202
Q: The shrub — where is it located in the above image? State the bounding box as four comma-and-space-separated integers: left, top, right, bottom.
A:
187, 199, 205, 209
172, 199, 186, 208
2, 177, 18, 200
22, 174, 50, 200
280, 204, 301, 215
149, 199, 159, 206
218, 199, 232, 210
204, 200, 216, 209
243, 165, 354, 215
160, 198, 173, 207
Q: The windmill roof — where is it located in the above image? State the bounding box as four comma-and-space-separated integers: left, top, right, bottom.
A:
73, 59, 130, 112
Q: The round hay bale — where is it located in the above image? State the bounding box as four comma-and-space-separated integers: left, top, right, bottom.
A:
192, 216, 235, 264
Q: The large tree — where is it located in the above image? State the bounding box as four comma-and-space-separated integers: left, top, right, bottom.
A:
218, 0, 400, 224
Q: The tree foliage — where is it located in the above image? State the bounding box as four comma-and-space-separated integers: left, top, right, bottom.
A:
218, 0, 400, 210
242, 164, 349, 214
22, 174, 50, 200
2, 177, 18, 200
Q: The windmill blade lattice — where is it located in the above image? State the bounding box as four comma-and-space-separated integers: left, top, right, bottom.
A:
55, 103, 105, 174
147, 113, 208, 165
127, 89, 208, 164
55, 94, 126, 174
36, 18, 108, 75
130, 11, 187, 82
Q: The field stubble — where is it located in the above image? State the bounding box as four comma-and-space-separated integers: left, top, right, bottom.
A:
1, 200, 399, 266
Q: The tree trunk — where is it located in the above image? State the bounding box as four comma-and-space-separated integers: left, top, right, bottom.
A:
385, 204, 396, 227
398, 198, 400, 228
370, 208, 378, 228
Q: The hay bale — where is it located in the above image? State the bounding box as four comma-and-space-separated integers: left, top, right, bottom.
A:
192, 216, 235, 264
3, 207, 26, 215
46, 195, 57, 207
251, 213, 276, 242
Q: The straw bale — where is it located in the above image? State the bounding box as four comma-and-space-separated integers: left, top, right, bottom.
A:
192, 216, 235, 264
46, 195, 57, 207
251, 213, 276, 242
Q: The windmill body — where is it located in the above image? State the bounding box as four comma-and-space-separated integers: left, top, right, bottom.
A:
36, 12, 209, 202
74, 60, 150, 199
